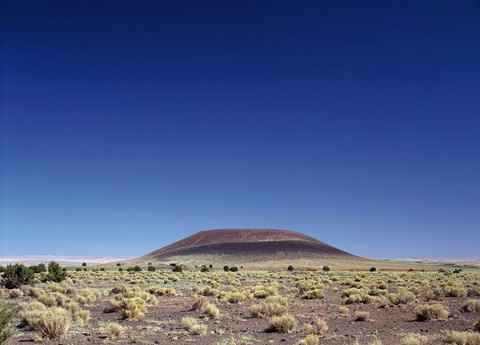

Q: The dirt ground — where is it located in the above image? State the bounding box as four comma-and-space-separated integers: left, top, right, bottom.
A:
2, 267, 480, 345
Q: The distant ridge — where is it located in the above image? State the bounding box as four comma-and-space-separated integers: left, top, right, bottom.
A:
137, 228, 362, 267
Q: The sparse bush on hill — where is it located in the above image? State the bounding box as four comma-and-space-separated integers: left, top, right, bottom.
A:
104, 322, 124, 339
38, 307, 72, 340
2, 264, 35, 289
147, 266, 156, 272
287, 265, 294, 271
201, 265, 210, 272
223, 266, 229, 272
322, 266, 330, 272
354, 311, 369, 321
462, 300, 480, 313
443, 331, 480, 344
229, 266, 239, 272
370, 267, 377, 272
298, 334, 319, 345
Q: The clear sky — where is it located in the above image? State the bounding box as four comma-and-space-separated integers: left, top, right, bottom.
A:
1, 1, 479, 258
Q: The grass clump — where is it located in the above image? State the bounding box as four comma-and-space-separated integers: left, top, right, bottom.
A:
462, 300, 480, 313
313, 317, 328, 335
104, 322, 124, 340
401, 333, 429, 345
354, 311, 370, 321
181, 317, 208, 335
204, 303, 220, 318
443, 331, 480, 345
249, 295, 288, 318
37, 307, 72, 340
268, 314, 297, 333
389, 288, 416, 305
298, 334, 320, 345
415, 304, 448, 321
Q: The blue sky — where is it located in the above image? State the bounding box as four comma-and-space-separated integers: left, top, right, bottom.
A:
1, 0, 479, 258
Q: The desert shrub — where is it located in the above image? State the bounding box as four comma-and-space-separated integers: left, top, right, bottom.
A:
9, 288, 24, 298
2, 264, 35, 289
339, 306, 349, 314
21, 285, 43, 298
322, 266, 330, 272
445, 285, 468, 298
111, 285, 129, 294
303, 289, 324, 300
474, 318, 480, 332
354, 311, 370, 321
0, 301, 13, 344
17, 301, 48, 328
389, 288, 416, 305
146, 285, 177, 296
253, 285, 277, 298
229, 266, 239, 272
425, 288, 444, 301
0, 289, 4, 298
468, 286, 480, 297
205, 303, 220, 318
47, 261, 67, 283
443, 331, 480, 345
249, 301, 287, 318
147, 266, 156, 272
115, 297, 147, 320
30, 263, 47, 274
223, 266, 229, 272
191, 295, 208, 310
462, 300, 480, 312
298, 334, 319, 345
313, 317, 328, 335
225, 291, 246, 304
269, 314, 297, 333
287, 265, 294, 271
415, 304, 448, 321
104, 322, 124, 339
37, 307, 72, 340
370, 267, 377, 272
75, 309, 90, 326
172, 266, 183, 272
401, 333, 429, 345
181, 317, 207, 335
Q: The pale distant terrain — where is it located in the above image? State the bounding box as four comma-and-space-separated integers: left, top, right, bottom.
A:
0, 255, 136, 266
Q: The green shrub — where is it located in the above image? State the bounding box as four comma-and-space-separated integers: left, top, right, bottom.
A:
322, 266, 330, 272
47, 261, 67, 283
370, 267, 377, 272
223, 266, 229, 272
229, 266, 239, 272
287, 265, 294, 271
2, 264, 35, 289
172, 266, 183, 272
147, 266, 156, 272
0, 301, 13, 344
29, 263, 47, 274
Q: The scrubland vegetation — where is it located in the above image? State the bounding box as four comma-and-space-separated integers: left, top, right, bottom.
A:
0, 262, 479, 344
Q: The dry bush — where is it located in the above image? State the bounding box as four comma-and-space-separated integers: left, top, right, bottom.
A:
313, 317, 328, 335
389, 288, 416, 305
18, 301, 48, 328
415, 304, 448, 321
354, 311, 370, 321
269, 314, 297, 333
401, 333, 429, 345
474, 318, 480, 332
75, 309, 90, 326
425, 288, 444, 301
204, 303, 220, 318
9, 289, 23, 298
104, 322, 124, 340
118, 297, 147, 320
303, 289, 324, 299
339, 306, 349, 314
443, 331, 480, 345
249, 298, 287, 318
181, 317, 207, 335
298, 334, 319, 345
462, 300, 480, 312
225, 291, 247, 304
191, 295, 208, 311
37, 307, 72, 340
445, 285, 468, 298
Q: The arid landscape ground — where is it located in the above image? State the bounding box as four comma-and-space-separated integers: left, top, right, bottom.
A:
1, 229, 479, 345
